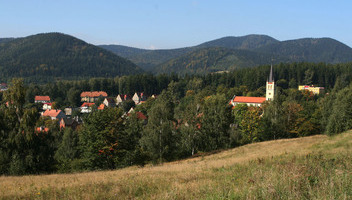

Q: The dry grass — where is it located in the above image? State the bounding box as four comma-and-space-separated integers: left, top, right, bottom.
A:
1, 132, 352, 199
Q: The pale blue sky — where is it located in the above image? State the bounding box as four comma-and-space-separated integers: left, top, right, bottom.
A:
1, 0, 351, 49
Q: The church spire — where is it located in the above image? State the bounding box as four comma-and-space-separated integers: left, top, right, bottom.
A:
266, 63, 275, 101
268, 64, 274, 82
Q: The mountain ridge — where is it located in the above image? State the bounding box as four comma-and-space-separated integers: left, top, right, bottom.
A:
0, 33, 143, 83
99, 34, 352, 74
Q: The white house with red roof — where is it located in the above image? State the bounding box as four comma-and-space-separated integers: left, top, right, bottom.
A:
80, 91, 108, 103
230, 96, 267, 107
230, 65, 275, 107
80, 102, 95, 113
35, 96, 51, 103
42, 109, 66, 120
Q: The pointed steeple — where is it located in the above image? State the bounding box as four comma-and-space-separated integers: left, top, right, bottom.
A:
268, 64, 274, 82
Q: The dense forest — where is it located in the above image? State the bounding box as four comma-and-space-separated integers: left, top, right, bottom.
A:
1, 62, 352, 175
0, 33, 143, 83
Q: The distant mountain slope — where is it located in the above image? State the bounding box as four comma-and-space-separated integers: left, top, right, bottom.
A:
255, 38, 352, 63
153, 47, 276, 74
98, 45, 149, 58
100, 35, 352, 74
99, 35, 278, 70
0, 33, 143, 82
0, 38, 15, 44
99, 45, 194, 71
196, 34, 279, 50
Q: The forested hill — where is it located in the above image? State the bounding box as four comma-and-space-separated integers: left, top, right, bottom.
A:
196, 34, 279, 50
153, 47, 277, 75
100, 35, 352, 74
254, 38, 352, 63
0, 38, 15, 44
0, 33, 143, 83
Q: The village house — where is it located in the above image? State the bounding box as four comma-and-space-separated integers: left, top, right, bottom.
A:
80, 91, 108, 103
35, 96, 51, 103
132, 92, 146, 105
230, 65, 275, 107
230, 96, 267, 107
116, 94, 130, 105
42, 109, 66, 120
60, 118, 79, 130
298, 85, 325, 95
80, 102, 95, 113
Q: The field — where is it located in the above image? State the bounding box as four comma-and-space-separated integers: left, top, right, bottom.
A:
1, 131, 352, 199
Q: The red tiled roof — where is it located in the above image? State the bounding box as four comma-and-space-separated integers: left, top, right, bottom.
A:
98, 103, 105, 110
80, 91, 108, 97
43, 109, 62, 117
35, 96, 51, 101
232, 96, 266, 104
81, 102, 95, 107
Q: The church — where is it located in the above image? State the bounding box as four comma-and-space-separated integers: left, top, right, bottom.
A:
230, 65, 275, 107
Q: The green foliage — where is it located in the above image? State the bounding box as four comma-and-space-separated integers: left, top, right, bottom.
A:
120, 99, 135, 113
199, 94, 233, 151
67, 88, 81, 107
325, 84, 352, 135
118, 113, 147, 167
140, 90, 177, 163
0, 79, 59, 175
78, 108, 124, 170
55, 128, 80, 172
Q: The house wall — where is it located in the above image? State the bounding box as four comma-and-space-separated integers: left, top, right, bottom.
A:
132, 93, 140, 105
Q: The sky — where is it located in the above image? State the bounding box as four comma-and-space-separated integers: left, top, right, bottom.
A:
1, 0, 352, 49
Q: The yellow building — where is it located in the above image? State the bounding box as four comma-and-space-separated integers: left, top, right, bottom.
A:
298, 85, 325, 95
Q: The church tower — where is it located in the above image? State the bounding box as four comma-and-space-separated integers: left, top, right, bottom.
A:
266, 64, 275, 101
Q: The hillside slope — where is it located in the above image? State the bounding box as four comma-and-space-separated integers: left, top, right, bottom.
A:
100, 35, 352, 74
255, 37, 352, 63
196, 34, 279, 50
99, 44, 195, 71
0, 38, 15, 44
0, 33, 143, 83
1, 131, 352, 199
153, 47, 277, 74
99, 35, 279, 71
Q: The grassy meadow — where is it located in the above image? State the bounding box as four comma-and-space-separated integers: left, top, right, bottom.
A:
1, 131, 352, 199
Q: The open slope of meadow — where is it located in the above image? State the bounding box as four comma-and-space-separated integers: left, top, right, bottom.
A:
1, 131, 352, 199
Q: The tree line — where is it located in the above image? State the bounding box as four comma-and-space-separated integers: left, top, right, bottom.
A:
1, 62, 352, 175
